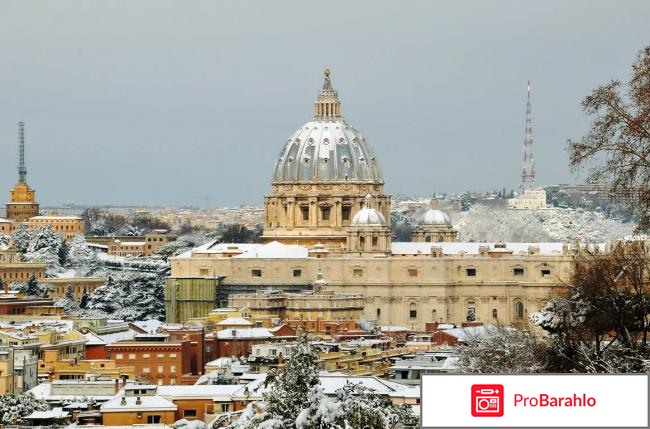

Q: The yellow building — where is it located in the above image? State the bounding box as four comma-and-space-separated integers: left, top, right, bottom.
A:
508, 189, 548, 209
108, 231, 176, 257
0, 347, 15, 394
24, 215, 85, 241
0, 262, 46, 286
47, 277, 106, 300
167, 70, 575, 329
0, 219, 12, 235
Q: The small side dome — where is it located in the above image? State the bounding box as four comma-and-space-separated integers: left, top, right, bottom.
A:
420, 209, 451, 226
419, 196, 451, 226
352, 194, 386, 226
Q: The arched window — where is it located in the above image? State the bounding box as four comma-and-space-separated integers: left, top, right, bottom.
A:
431, 309, 437, 322
425, 236, 431, 243
376, 308, 381, 320
492, 308, 498, 319
515, 301, 524, 319
409, 303, 417, 319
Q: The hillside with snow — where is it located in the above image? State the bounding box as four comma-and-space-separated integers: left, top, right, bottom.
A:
453, 205, 635, 243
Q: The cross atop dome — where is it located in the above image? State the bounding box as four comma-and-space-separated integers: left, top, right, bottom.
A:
314, 68, 341, 120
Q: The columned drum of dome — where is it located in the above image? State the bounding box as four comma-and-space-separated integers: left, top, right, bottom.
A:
263, 70, 391, 249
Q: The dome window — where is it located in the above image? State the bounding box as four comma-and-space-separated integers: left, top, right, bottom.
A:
304, 157, 310, 163
288, 157, 294, 163
323, 138, 329, 145
294, 138, 300, 145
341, 156, 349, 163
338, 138, 345, 145
323, 158, 329, 163
358, 156, 365, 162
308, 138, 314, 145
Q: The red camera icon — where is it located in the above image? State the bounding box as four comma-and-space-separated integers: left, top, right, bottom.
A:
471, 384, 504, 417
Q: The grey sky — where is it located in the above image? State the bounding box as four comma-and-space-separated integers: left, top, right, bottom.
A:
1, 0, 648, 207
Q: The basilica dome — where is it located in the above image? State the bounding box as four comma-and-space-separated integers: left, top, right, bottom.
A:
272, 70, 383, 183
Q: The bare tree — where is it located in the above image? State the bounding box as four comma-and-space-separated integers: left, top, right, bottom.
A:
568, 45, 650, 232
532, 240, 650, 372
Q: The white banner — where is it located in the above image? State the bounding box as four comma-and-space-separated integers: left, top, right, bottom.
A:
421, 374, 648, 428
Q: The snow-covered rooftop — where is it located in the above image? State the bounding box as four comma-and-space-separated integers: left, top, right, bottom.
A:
156, 384, 242, 400
216, 317, 253, 326
215, 328, 273, 339
83, 332, 106, 346
234, 241, 309, 259
101, 395, 176, 412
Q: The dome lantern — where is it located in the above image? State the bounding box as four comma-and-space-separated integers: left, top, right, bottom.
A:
314, 68, 342, 120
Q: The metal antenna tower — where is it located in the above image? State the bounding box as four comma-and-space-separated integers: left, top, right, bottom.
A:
521, 81, 535, 192
18, 121, 27, 183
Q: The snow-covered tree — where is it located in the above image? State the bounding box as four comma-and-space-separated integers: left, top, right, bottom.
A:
0, 392, 48, 424
229, 333, 415, 429
12, 225, 66, 275
68, 235, 104, 276
455, 327, 547, 373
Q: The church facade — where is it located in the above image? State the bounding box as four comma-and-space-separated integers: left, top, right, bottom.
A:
166, 71, 573, 328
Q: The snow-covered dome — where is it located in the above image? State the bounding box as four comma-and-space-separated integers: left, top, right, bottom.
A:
352, 195, 386, 226
420, 209, 451, 226
272, 70, 383, 183
419, 198, 452, 226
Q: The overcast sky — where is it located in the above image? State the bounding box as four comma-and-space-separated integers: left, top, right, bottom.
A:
1, 1, 648, 207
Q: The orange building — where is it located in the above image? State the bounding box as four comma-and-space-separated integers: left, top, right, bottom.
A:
38, 349, 135, 382
106, 334, 194, 385
100, 385, 176, 426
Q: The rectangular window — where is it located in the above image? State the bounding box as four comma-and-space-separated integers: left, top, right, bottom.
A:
513, 268, 525, 276
147, 415, 161, 424
342, 206, 351, 221
409, 310, 417, 319
169, 353, 177, 358
183, 410, 197, 418
301, 206, 309, 221
293, 269, 302, 277
142, 354, 150, 358
143, 367, 150, 373
321, 207, 330, 221
158, 365, 164, 373
199, 268, 209, 276
115, 354, 123, 359
541, 269, 551, 277
353, 268, 363, 278
170, 365, 176, 373
466, 268, 477, 277
157, 353, 164, 358
252, 269, 262, 277
220, 403, 231, 413
128, 354, 136, 359
408, 268, 418, 277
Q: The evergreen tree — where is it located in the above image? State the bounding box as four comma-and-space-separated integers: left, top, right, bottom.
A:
58, 239, 70, 266
26, 273, 39, 296
79, 292, 89, 309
